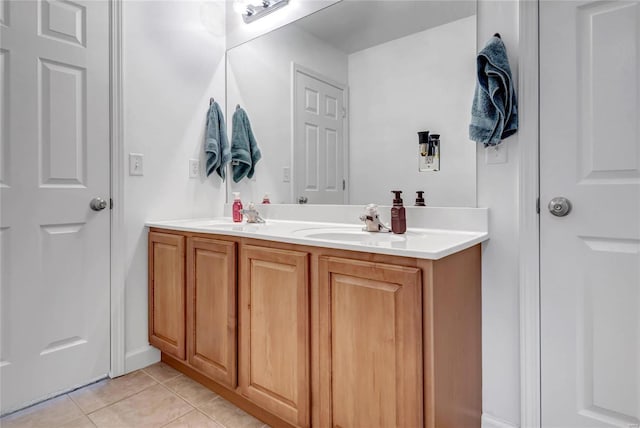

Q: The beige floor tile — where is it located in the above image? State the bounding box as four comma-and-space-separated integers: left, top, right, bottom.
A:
68, 370, 157, 413
199, 397, 264, 428
164, 375, 219, 407
142, 362, 181, 383
0, 395, 84, 428
57, 415, 96, 428
88, 384, 193, 428
162, 410, 224, 428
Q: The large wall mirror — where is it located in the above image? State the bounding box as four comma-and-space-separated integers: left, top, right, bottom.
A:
226, 0, 477, 206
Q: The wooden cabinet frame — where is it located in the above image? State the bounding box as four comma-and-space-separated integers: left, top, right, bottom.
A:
239, 245, 310, 427
186, 237, 237, 388
148, 231, 186, 360
149, 228, 482, 428
316, 257, 423, 428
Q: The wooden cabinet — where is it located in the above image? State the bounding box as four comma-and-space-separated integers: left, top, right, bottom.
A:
239, 245, 310, 428
149, 228, 481, 428
148, 231, 186, 360
186, 237, 237, 388
316, 257, 423, 428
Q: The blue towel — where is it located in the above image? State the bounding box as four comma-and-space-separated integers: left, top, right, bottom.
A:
205, 101, 230, 180
469, 35, 518, 147
231, 106, 262, 183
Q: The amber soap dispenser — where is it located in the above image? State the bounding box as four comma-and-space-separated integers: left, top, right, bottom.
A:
391, 190, 407, 234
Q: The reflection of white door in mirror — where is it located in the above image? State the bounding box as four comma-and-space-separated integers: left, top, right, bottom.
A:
293, 65, 347, 204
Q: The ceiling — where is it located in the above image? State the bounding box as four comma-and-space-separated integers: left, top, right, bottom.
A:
291, 0, 476, 54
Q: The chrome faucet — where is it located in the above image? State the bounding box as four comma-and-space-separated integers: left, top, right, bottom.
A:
240, 203, 266, 223
359, 204, 390, 232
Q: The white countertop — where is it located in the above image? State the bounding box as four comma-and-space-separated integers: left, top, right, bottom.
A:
145, 217, 488, 260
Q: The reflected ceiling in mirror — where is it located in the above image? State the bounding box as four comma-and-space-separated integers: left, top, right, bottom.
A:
226, 0, 477, 207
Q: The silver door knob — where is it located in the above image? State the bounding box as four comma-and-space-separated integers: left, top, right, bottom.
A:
548, 197, 571, 217
90, 197, 108, 211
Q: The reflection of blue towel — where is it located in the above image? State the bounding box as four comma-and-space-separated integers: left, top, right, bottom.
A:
469, 36, 518, 147
205, 101, 230, 180
231, 106, 261, 183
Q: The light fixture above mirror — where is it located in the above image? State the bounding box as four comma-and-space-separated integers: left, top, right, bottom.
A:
237, 0, 290, 24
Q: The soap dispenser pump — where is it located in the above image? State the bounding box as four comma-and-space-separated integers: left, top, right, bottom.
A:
415, 191, 426, 206
390, 190, 407, 234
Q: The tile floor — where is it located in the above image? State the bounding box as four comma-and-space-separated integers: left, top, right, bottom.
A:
1, 362, 269, 428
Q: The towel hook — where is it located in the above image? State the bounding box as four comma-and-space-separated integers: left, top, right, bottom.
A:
209, 97, 215, 105
494, 32, 501, 39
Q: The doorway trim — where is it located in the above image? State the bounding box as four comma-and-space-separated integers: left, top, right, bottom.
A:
109, 0, 126, 378
518, 1, 541, 427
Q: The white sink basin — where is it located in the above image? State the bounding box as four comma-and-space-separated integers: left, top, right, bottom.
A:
202, 223, 267, 232
294, 227, 409, 244
186, 219, 236, 227
157, 219, 268, 233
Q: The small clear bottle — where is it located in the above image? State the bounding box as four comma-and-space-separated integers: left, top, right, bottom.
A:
430, 134, 440, 172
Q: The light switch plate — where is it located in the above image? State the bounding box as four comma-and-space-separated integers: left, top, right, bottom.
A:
189, 159, 200, 178
282, 167, 291, 182
129, 153, 144, 176
485, 144, 508, 164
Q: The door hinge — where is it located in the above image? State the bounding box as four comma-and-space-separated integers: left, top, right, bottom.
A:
110, 198, 114, 210
536, 197, 540, 214
342, 108, 347, 119
342, 179, 346, 190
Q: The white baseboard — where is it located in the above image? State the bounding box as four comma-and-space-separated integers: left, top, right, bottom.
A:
123, 345, 160, 374
482, 413, 520, 428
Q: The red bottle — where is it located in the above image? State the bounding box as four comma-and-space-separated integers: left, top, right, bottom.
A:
390, 190, 406, 234
232, 192, 243, 223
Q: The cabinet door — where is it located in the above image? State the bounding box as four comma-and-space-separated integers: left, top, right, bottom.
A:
239, 245, 310, 427
149, 232, 186, 360
317, 257, 423, 428
186, 237, 237, 388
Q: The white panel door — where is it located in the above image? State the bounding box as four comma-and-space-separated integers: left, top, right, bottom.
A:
0, 0, 110, 414
294, 67, 346, 204
540, 1, 640, 427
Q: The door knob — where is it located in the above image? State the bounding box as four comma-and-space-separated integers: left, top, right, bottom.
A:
298, 196, 308, 204
548, 197, 571, 217
90, 197, 108, 211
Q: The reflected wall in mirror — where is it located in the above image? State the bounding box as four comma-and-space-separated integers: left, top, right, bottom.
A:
226, 0, 477, 206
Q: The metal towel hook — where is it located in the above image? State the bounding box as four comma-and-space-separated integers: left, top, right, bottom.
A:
209, 97, 215, 105
494, 32, 501, 39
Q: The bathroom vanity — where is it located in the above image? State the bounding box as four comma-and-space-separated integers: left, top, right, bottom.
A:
146, 215, 486, 428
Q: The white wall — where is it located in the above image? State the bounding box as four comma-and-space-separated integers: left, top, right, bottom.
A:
119, 0, 525, 425
122, 0, 227, 371
227, 2, 525, 424
348, 16, 476, 207
477, 1, 521, 427
226, 24, 348, 203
